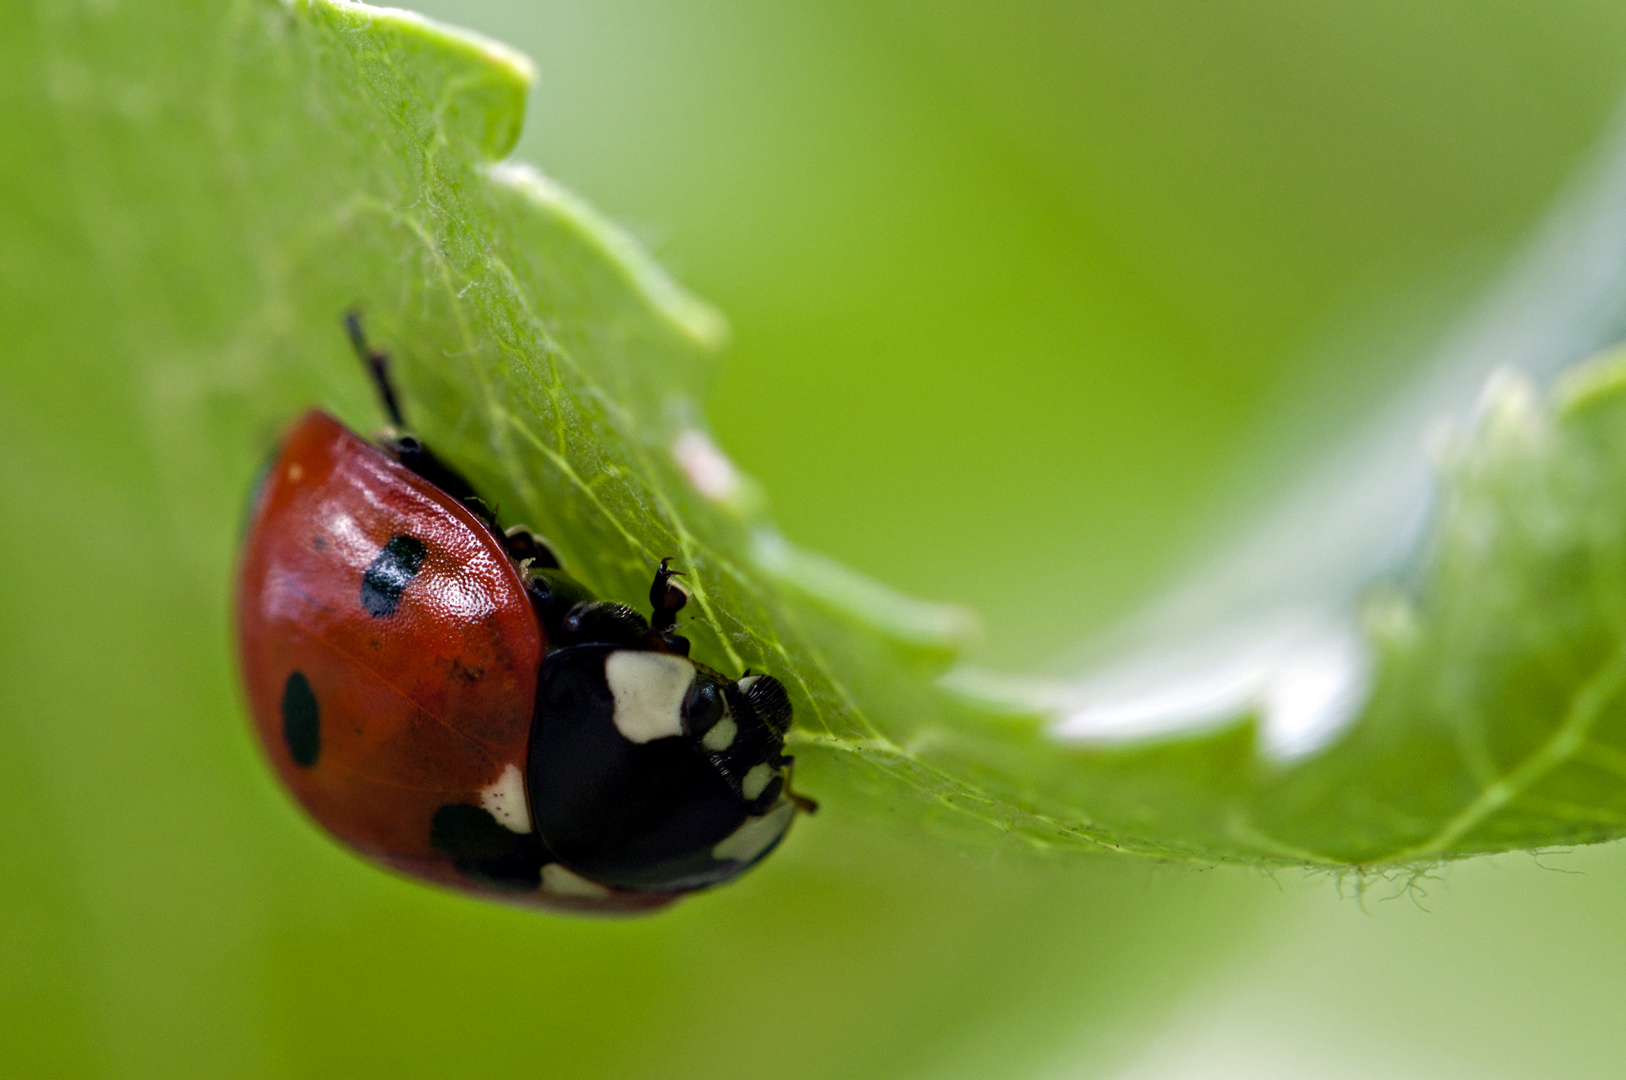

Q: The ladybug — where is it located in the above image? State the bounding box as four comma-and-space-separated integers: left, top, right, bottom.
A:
235, 314, 814, 914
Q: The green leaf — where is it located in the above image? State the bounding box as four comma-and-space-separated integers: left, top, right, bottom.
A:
4, 3, 1267, 1075
14, 0, 1626, 895
937, 355, 1626, 867
277, 1, 1626, 870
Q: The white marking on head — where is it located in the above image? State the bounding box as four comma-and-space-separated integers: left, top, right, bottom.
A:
702, 716, 737, 752
478, 763, 531, 834
713, 801, 796, 864
541, 864, 611, 898
741, 762, 774, 801
605, 651, 694, 743
672, 428, 742, 503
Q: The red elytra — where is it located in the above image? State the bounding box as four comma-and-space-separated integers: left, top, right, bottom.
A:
235, 410, 673, 914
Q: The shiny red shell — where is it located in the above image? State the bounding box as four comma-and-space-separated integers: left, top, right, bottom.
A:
236, 411, 669, 914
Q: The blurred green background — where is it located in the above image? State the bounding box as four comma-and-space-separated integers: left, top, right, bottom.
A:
11, 1, 1626, 1077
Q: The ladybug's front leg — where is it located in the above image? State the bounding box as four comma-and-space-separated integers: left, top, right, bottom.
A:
649, 558, 690, 633
778, 756, 819, 815
501, 526, 562, 569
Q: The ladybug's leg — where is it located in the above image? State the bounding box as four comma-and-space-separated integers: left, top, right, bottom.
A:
559, 601, 651, 648
344, 310, 406, 428
502, 526, 562, 569
648, 558, 690, 633
642, 558, 694, 654
385, 434, 498, 528
343, 312, 504, 533
779, 756, 819, 815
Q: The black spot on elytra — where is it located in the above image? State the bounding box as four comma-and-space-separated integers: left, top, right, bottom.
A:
281, 671, 320, 767
430, 804, 522, 860
360, 534, 427, 617
430, 804, 553, 893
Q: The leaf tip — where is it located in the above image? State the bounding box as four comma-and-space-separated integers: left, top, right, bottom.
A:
484, 161, 730, 352
312, 0, 535, 160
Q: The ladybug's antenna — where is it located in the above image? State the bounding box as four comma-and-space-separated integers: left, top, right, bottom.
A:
344, 310, 406, 429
